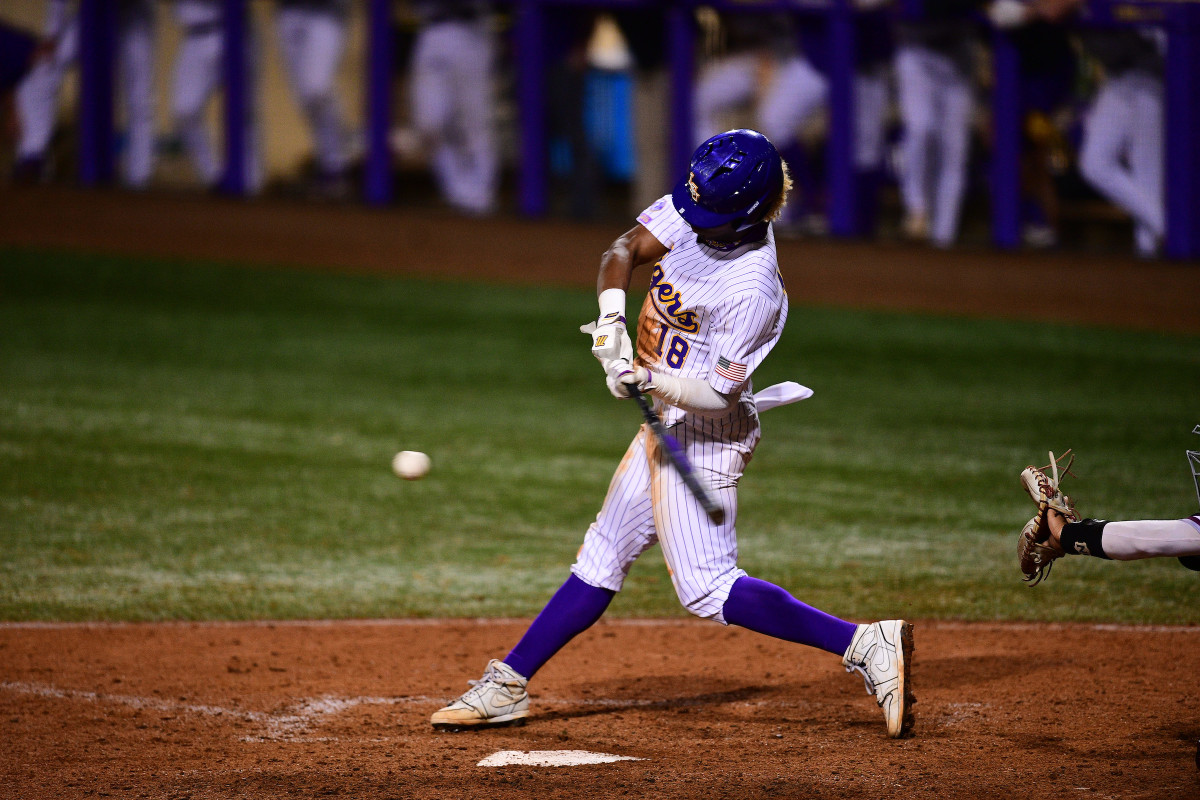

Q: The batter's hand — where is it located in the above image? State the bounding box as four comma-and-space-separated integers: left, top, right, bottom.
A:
581, 315, 632, 365
604, 359, 652, 399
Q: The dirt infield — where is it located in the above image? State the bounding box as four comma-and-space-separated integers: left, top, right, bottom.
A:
2, 619, 1198, 799
2, 187, 1200, 798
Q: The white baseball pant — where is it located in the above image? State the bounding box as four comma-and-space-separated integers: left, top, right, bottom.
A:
411, 18, 498, 214
171, 1, 262, 191
1078, 70, 1164, 257
275, 5, 348, 176
894, 44, 972, 247
694, 54, 827, 151
571, 416, 759, 624
16, 0, 156, 188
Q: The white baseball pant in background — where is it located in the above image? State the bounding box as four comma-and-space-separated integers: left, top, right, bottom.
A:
118, 0, 155, 188
275, 1, 348, 178
16, 0, 156, 188
171, 0, 262, 191
411, 17, 498, 215
1078, 70, 1164, 257
894, 44, 972, 247
15, 9, 78, 164
694, 54, 827, 151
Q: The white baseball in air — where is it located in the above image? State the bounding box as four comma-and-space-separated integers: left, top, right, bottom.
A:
392, 450, 431, 480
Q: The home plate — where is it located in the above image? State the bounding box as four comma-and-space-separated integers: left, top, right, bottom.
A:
477, 750, 643, 767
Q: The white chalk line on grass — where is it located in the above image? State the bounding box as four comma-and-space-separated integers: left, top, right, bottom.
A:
1, 619, 1197, 633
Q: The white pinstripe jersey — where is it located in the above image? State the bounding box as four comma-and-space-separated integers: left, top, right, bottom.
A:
634, 194, 788, 428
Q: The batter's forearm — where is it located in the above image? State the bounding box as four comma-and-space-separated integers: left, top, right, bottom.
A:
596, 238, 636, 295
646, 371, 736, 415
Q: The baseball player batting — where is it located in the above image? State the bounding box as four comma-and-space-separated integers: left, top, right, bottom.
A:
431, 129, 915, 739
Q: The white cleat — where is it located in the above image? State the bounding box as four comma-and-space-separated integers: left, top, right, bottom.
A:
842, 619, 915, 738
430, 659, 530, 730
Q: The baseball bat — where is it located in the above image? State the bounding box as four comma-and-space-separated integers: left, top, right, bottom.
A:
625, 384, 725, 525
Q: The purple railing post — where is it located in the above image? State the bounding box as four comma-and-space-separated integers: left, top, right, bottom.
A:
516, 1, 548, 216
827, 0, 857, 237
221, 0, 248, 196
667, 3, 696, 177
365, 0, 393, 206
990, 29, 1021, 249
78, 0, 116, 185
1165, 2, 1200, 260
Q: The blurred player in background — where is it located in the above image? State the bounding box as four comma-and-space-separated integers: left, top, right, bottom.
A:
430, 129, 916, 740
794, 0, 896, 234
691, 12, 824, 227
14, 0, 157, 187
986, 0, 1077, 249
1074, 28, 1164, 257
0, 20, 37, 169
408, 0, 497, 215
992, 0, 1165, 256
171, 0, 262, 192
693, 13, 818, 148
274, 0, 351, 198
893, 0, 983, 247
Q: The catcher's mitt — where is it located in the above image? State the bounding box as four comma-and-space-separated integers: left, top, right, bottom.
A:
1017, 450, 1080, 585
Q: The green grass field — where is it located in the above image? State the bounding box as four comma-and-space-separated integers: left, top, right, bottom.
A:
2, 247, 1198, 623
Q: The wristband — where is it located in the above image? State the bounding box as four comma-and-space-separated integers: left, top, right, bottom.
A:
598, 288, 626, 325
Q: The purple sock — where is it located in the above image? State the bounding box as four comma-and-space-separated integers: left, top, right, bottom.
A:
503, 574, 615, 680
722, 576, 857, 656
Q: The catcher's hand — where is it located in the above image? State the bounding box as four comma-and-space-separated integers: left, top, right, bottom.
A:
1017, 450, 1080, 585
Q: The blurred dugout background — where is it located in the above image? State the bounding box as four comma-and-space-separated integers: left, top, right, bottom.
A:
0, 0, 1189, 257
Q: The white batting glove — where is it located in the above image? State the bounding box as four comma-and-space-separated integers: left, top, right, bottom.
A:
580, 317, 633, 365
592, 315, 632, 363
604, 359, 653, 399
987, 0, 1029, 28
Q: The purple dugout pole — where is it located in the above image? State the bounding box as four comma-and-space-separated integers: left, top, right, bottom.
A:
365, 0, 393, 206
667, 4, 696, 177
516, 1, 548, 216
220, 0, 248, 196
1165, 2, 1200, 260
990, 30, 1021, 250
78, 0, 116, 186
826, 0, 857, 237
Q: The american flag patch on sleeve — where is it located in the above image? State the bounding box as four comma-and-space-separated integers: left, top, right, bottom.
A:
715, 356, 747, 382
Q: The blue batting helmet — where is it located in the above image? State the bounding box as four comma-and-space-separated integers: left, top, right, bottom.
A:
672, 129, 785, 231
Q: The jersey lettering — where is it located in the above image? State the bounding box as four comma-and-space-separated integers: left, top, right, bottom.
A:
648, 264, 700, 333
